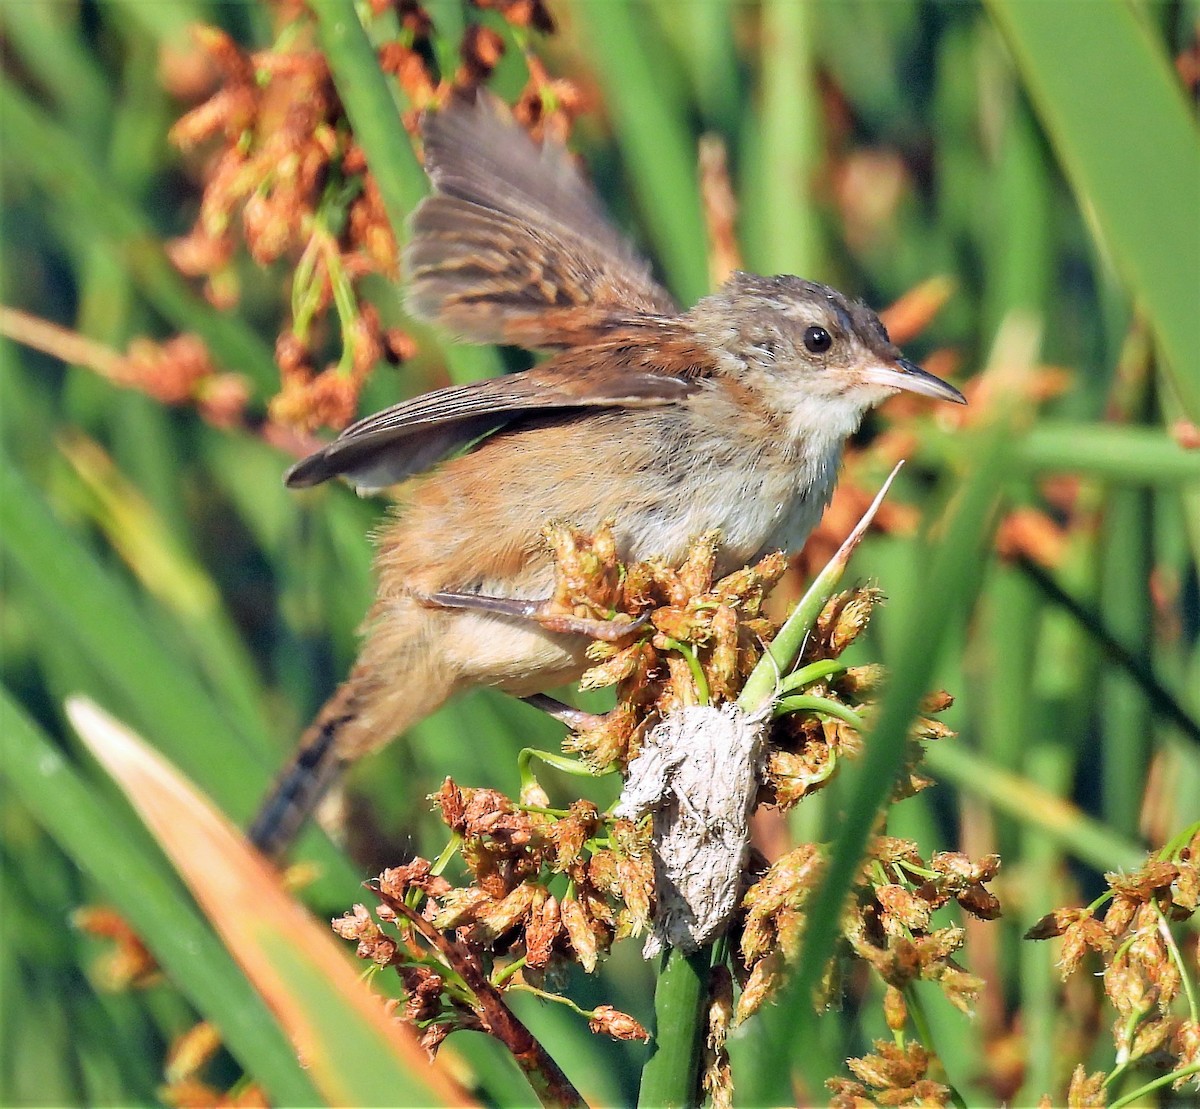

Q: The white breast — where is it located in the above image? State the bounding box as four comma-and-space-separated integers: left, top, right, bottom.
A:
760, 440, 842, 555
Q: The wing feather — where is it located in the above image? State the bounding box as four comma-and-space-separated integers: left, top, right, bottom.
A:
405, 92, 676, 347
284, 339, 707, 492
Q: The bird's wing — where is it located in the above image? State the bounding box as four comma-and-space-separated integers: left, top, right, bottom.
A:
285, 328, 712, 493
405, 90, 677, 349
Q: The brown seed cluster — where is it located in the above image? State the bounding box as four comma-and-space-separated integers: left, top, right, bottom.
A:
827, 1039, 951, 1108
1026, 827, 1200, 1102
164, 4, 580, 434
764, 587, 953, 813
334, 526, 988, 1094
539, 522, 787, 771
736, 838, 997, 1028
333, 783, 651, 1058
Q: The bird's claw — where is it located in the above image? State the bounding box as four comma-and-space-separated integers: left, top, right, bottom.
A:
423, 591, 647, 642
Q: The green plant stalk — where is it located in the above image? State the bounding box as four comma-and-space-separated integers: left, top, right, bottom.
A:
739, 462, 904, 713
1014, 739, 1075, 1108
1018, 556, 1200, 745
0, 457, 362, 899
918, 421, 1200, 484
769, 420, 1010, 1100
518, 747, 603, 786
636, 946, 711, 1109
308, 0, 425, 231
308, 0, 502, 386
984, 0, 1200, 418
0, 693, 323, 1106
424, 0, 467, 84
772, 695, 864, 729
1108, 1064, 1200, 1109
0, 460, 271, 794
56, 432, 272, 744
777, 658, 850, 695
1013, 423, 1200, 484
570, 0, 709, 304
747, 0, 820, 277
1099, 486, 1154, 836
922, 743, 1143, 873
0, 0, 113, 137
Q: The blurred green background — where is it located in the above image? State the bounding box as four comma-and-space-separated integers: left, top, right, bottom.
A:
2, 1, 1198, 1105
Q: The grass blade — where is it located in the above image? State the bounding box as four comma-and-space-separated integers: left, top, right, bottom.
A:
66, 696, 471, 1107
570, 0, 709, 304
985, 0, 1200, 416
0, 76, 278, 390
0, 691, 323, 1107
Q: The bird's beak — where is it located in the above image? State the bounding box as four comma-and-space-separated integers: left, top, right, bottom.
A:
861, 357, 967, 404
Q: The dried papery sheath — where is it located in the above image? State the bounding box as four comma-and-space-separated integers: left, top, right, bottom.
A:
615, 702, 768, 956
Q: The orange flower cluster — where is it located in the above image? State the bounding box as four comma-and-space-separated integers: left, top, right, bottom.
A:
1026, 827, 1200, 1104
167, 21, 403, 432
115, 334, 250, 429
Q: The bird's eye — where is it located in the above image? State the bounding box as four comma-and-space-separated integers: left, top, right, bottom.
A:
803, 325, 832, 354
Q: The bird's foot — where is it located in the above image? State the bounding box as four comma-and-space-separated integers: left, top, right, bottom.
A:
423, 591, 646, 642
520, 693, 605, 730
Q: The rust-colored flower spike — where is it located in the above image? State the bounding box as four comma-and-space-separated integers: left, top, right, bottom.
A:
735, 830, 995, 1025
331, 770, 660, 1100
332, 903, 400, 965
457, 24, 506, 89
109, 334, 249, 428
513, 52, 585, 143
587, 1005, 650, 1043
164, 14, 430, 433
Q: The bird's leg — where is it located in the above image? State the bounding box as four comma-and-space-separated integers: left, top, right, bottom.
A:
422, 590, 647, 642
519, 693, 605, 730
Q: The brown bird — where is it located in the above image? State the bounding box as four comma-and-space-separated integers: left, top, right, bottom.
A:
249, 92, 965, 856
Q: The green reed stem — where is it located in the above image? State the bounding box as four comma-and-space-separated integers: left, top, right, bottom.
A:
636, 945, 711, 1109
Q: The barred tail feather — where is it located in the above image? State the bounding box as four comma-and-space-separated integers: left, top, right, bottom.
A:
248, 683, 357, 859
249, 609, 457, 858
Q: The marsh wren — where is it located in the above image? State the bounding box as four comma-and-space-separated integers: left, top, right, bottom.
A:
249, 92, 964, 856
